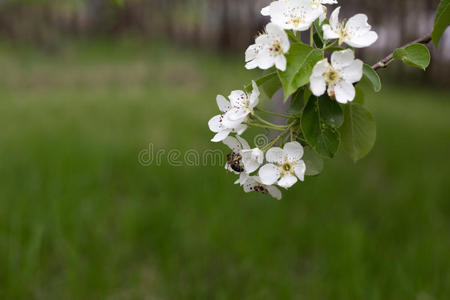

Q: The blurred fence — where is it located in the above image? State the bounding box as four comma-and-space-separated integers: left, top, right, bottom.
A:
0, 0, 449, 85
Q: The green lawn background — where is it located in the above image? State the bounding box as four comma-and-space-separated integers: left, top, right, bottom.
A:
0, 39, 449, 299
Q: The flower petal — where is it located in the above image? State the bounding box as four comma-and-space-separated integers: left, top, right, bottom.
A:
345, 14, 378, 48
293, 160, 306, 181
346, 31, 378, 48
236, 136, 250, 150
331, 49, 354, 70
208, 115, 223, 133
323, 24, 340, 40
283, 141, 304, 162
241, 148, 264, 173
277, 174, 298, 189
341, 59, 363, 83
261, 5, 271, 16
223, 136, 242, 152
229, 90, 247, 108
216, 95, 231, 113
258, 164, 281, 185
329, 6, 340, 29
235, 123, 248, 135
275, 55, 287, 71
211, 129, 231, 142
334, 80, 356, 104
310, 76, 327, 97
266, 185, 282, 200
266, 147, 284, 164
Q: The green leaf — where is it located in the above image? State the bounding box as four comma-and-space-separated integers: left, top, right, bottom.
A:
278, 43, 323, 101
362, 64, 381, 92
354, 86, 365, 105
245, 72, 281, 99
287, 89, 306, 115
301, 95, 343, 158
339, 103, 377, 162
303, 146, 324, 176
393, 44, 431, 70
432, 0, 450, 46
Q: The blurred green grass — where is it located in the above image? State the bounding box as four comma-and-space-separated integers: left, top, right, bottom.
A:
0, 39, 449, 299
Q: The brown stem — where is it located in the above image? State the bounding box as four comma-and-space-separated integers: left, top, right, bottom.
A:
372, 33, 432, 71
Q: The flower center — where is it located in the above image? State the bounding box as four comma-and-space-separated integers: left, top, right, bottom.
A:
338, 27, 350, 45
282, 163, 292, 172
270, 41, 283, 54
288, 16, 304, 28
324, 68, 341, 84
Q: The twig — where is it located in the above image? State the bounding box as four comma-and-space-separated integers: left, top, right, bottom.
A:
372, 33, 432, 71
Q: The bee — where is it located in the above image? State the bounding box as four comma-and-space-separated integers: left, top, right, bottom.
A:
226, 152, 244, 173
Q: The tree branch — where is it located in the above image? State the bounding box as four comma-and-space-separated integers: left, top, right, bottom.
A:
372, 33, 432, 71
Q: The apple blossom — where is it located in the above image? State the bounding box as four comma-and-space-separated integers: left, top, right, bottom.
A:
263, 0, 323, 32
245, 23, 290, 71
208, 95, 248, 142
222, 81, 260, 127
309, 49, 363, 103
259, 142, 306, 189
322, 7, 378, 48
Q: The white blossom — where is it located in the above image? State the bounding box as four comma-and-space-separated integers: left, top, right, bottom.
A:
223, 136, 264, 174
259, 142, 306, 189
208, 95, 248, 142
309, 49, 363, 103
222, 81, 260, 127
245, 23, 290, 71
262, 0, 323, 32
235, 173, 282, 200
322, 7, 378, 48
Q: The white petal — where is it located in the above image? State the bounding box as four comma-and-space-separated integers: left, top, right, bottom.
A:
266, 185, 282, 200
236, 136, 250, 150
310, 76, 327, 96
249, 81, 260, 108
345, 14, 378, 48
222, 111, 244, 128
235, 123, 248, 135
331, 49, 354, 70
293, 160, 306, 181
228, 90, 247, 108
208, 115, 222, 133
266, 147, 284, 164
235, 173, 249, 186
256, 50, 276, 69
322, 24, 340, 40
334, 80, 355, 104
241, 148, 264, 173
312, 59, 329, 77
346, 31, 378, 48
245, 60, 259, 70
346, 14, 371, 35
261, 5, 271, 16
225, 107, 249, 123
245, 44, 259, 62
211, 129, 231, 142
329, 6, 340, 29
283, 141, 304, 162
277, 174, 298, 189
216, 95, 231, 113
275, 55, 287, 71
258, 164, 281, 185
223, 136, 242, 152
341, 59, 363, 83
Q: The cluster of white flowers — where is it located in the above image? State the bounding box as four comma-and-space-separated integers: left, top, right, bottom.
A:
208, 0, 378, 199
